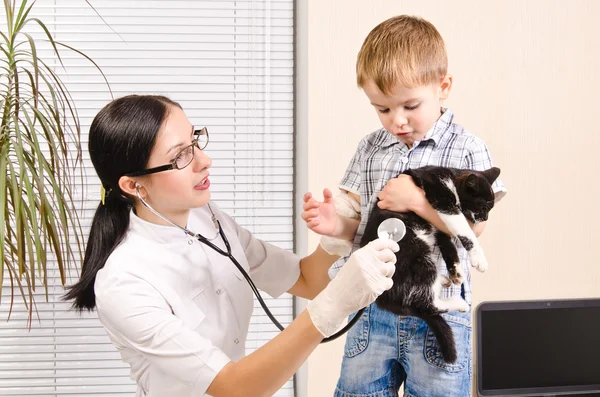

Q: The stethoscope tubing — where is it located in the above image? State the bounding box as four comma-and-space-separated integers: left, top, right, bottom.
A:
135, 186, 362, 343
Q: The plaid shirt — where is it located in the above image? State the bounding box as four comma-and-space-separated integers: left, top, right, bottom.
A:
329, 108, 506, 304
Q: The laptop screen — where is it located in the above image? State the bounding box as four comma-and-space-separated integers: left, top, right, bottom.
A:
477, 299, 600, 396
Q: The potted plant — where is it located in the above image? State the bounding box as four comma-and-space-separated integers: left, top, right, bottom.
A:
1, 0, 108, 321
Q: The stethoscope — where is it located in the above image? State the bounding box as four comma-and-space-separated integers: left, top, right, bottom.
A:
135, 184, 406, 343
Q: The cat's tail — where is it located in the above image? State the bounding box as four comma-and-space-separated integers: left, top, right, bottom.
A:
422, 314, 457, 363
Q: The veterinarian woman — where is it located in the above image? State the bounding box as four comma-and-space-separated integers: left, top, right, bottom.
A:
65, 94, 399, 397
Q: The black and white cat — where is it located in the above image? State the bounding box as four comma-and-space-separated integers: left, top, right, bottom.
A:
360, 166, 500, 363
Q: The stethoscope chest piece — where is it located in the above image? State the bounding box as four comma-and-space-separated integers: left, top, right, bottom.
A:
377, 218, 406, 242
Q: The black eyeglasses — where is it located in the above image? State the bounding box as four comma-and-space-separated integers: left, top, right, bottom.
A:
125, 127, 209, 177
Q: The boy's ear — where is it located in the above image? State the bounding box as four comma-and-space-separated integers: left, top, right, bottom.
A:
439, 74, 453, 100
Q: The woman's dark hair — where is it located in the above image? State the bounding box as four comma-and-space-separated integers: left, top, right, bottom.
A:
64, 95, 181, 311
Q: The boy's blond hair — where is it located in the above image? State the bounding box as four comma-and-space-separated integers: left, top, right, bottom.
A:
356, 15, 447, 94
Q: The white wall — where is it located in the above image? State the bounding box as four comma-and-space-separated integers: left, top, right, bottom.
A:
298, 1, 600, 395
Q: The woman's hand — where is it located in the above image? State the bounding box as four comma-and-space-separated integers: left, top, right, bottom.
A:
306, 238, 399, 337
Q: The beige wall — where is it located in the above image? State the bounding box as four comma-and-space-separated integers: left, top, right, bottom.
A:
301, 0, 600, 395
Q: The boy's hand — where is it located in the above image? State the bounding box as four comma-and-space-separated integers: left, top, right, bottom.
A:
302, 189, 340, 237
377, 174, 425, 213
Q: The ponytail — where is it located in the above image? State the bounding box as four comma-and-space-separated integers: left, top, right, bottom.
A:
64, 193, 131, 311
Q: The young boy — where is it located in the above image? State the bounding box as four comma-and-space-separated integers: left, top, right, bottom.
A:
302, 15, 506, 397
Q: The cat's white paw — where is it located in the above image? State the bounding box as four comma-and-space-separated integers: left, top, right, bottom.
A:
469, 245, 488, 272
448, 265, 464, 285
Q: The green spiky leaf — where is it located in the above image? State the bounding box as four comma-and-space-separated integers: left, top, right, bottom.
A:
1, 0, 111, 321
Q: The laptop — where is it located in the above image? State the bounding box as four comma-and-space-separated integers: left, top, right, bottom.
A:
475, 298, 600, 397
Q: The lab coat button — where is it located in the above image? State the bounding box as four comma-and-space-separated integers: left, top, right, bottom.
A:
187, 239, 193, 245
216, 289, 221, 295
234, 339, 239, 344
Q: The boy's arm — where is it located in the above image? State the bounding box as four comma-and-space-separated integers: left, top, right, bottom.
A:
335, 214, 361, 241
302, 189, 360, 241
411, 193, 486, 236
294, 190, 361, 299
377, 175, 486, 237
346, 191, 360, 204
302, 132, 367, 242
471, 220, 486, 237
314, 191, 361, 259
340, 191, 361, 239
379, 138, 505, 238
377, 175, 453, 235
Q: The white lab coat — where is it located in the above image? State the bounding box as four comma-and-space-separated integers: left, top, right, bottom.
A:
94, 202, 301, 396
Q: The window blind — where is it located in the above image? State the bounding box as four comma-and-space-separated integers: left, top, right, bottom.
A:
0, 1, 295, 395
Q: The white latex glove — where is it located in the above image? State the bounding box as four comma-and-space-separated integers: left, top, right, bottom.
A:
319, 236, 353, 257
307, 238, 399, 337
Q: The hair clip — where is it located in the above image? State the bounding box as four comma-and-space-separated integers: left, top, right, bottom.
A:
100, 185, 107, 205
100, 185, 112, 205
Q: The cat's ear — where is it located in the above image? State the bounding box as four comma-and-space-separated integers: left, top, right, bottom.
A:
482, 167, 501, 184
